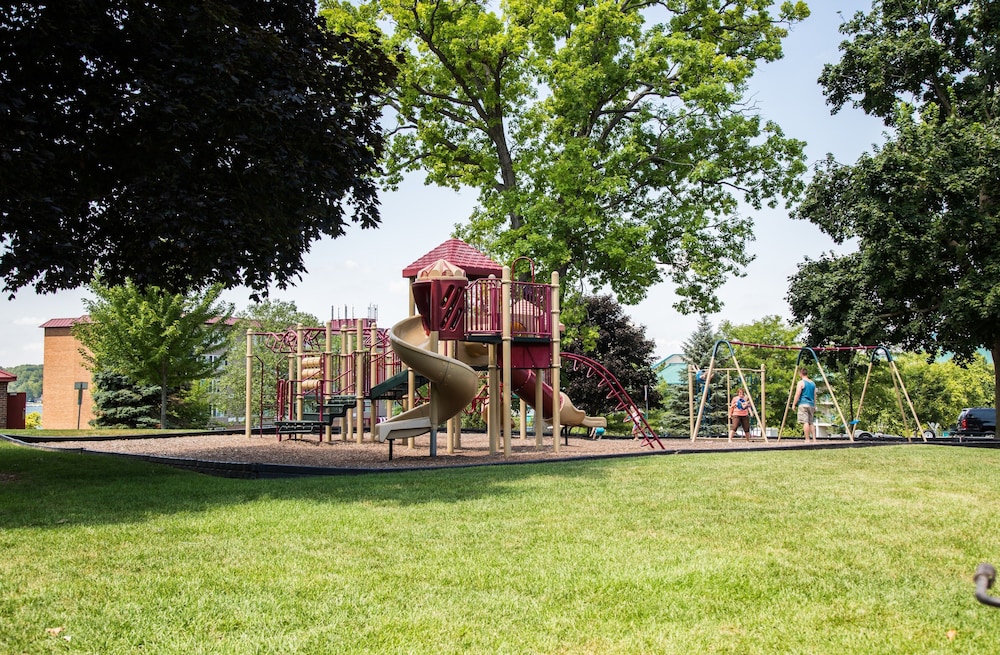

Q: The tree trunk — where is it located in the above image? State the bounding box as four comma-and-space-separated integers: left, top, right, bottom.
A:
160, 370, 169, 429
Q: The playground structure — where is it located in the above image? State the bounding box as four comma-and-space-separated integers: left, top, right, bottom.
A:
244, 239, 663, 457
692, 340, 931, 442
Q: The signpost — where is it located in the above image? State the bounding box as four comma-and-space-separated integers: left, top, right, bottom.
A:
74, 381, 88, 430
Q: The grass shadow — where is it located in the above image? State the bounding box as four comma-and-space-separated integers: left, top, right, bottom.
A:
0, 438, 632, 530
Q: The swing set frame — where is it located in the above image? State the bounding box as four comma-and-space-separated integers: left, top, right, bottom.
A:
692, 340, 931, 442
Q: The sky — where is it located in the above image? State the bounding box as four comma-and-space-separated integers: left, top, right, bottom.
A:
0, 1, 887, 368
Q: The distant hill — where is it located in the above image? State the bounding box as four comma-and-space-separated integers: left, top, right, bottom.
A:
2, 364, 42, 402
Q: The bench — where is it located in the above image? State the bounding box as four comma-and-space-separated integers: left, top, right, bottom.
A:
274, 396, 358, 441
275, 415, 335, 441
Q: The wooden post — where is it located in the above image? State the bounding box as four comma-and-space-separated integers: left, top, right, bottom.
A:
501, 266, 512, 457
551, 271, 561, 453
355, 320, 364, 444
244, 329, 253, 438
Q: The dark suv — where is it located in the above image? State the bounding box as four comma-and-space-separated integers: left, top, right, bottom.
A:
955, 407, 996, 437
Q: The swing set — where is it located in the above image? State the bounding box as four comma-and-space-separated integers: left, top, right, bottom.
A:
692, 340, 931, 442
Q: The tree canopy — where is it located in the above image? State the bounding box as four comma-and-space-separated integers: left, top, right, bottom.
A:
324, 0, 809, 311
75, 280, 233, 428
3, 364, 42, 402
788, 0, 1000, 409
0, 1, 396, 297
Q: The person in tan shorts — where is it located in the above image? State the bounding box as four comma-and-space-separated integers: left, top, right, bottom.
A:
792, 368, 817, 442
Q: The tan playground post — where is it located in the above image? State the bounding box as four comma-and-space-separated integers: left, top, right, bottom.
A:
501, 265, 512, 457
341, 325, 352, 441
325, 320, 334, 442
447, 340, 457, 454
519, 397, 527, 440
245, 329, 253, 438
551, 271, 561, 453
295, 323, 304, 421
355, 319, 364, 444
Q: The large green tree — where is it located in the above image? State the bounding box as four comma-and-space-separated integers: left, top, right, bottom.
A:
0, 1, 395, 297
75, 281, 233, 428
324, 0, 809, 311
788, 0, 1000, 415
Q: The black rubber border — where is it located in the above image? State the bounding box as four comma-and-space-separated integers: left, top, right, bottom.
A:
0, 432, 956, 479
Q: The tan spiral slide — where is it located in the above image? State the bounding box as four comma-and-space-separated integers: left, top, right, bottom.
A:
377, 315, 479, 443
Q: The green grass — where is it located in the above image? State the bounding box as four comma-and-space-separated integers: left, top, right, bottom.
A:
2, 441, 1000, 653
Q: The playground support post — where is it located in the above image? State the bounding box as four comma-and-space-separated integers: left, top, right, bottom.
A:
295, 323, 305, 422
245, 329, 253, 438
340, 324, 351, 441
355, 320, 364, 444
551, 271, 561, 453
447, 340, 458, 454
857, 347, 928, 442
325, 321, 334, 442
501, 265, 512, 457
688, 365, 695, 440
535, 371, 545, 448
407, 285, 417, 450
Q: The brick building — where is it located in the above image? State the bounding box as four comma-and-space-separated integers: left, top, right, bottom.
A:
40, 315, 237, 429
40, 317, 95, 429
0, 368, 15, 428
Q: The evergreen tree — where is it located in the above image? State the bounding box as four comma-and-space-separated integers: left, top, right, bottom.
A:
90, 370, 161, 429
680, 316, 729, 437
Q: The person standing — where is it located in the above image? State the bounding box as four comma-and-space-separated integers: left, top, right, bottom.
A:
792, 367, 817, 442
728, 387, 753, 442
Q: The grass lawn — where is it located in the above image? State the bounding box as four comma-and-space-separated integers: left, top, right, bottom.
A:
2, 440, 1000, 653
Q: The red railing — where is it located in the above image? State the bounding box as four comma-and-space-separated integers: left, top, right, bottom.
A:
465, 279, 553, 340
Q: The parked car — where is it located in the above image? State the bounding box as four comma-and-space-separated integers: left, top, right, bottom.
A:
955, 407, 996, 437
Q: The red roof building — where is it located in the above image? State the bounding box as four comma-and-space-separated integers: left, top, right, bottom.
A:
40, 317, 95, 429
0, 367, 16, 429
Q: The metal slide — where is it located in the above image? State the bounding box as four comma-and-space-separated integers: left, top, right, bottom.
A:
377, 315, 479, 443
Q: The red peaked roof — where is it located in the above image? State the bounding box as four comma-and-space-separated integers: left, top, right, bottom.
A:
40, 316, 90, 329
41, 315, 235, 328
401, 238, 503, 279
0, 368, 16, 382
